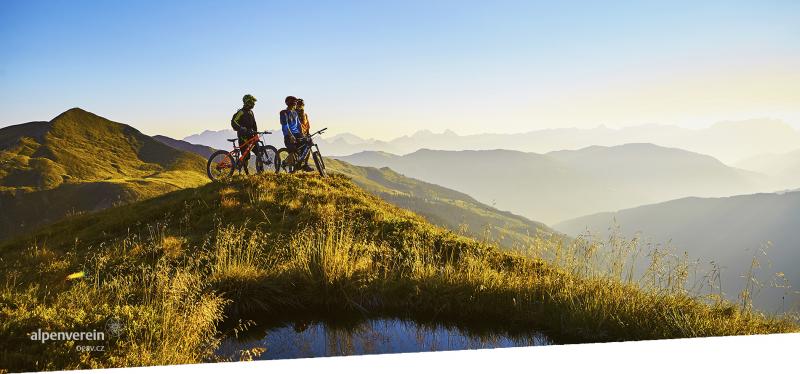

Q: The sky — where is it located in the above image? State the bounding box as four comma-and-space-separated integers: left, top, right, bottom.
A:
1, 0, 799, 140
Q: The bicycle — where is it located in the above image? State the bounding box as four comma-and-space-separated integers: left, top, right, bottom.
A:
206, 131, 280, 181
276, 127, 328, 177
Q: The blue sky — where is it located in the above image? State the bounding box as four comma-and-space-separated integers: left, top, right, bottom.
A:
1, 0, 798, 139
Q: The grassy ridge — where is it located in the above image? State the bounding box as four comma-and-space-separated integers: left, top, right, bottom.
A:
1, 174, 795, 371
0, 108, 208, 239
149, 134, 554, 249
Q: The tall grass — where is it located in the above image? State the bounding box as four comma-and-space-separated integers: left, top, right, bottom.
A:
1, 174, 797, 371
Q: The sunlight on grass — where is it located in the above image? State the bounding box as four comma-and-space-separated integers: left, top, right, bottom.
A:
1, 173, 797, 371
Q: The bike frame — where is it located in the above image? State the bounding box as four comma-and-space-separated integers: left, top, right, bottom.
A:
233, 135, 262, 162
289, 129, 325, 164
214, 133, 268, 172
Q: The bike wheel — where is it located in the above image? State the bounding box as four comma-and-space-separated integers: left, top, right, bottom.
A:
207, 150, 235, 181
256, 145, 280, 174
277, 148, 295, 173
312, 151, 326, 177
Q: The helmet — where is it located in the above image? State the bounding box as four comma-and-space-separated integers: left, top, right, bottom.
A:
285, 96, 297, 106
243, 94, 257, 104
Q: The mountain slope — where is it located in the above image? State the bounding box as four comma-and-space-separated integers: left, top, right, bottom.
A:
736, 148, 800, 188
547, 143, 762, 200
153, 135, 218, 159
0, 108, 208, 240
325, 158, 555, 247
154, 134, 556, 248
554, 191, 800, 312
1, 173, 791, 370
337, 145, 762, 224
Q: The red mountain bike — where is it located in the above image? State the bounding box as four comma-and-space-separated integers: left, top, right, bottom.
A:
206, 131, 279, 181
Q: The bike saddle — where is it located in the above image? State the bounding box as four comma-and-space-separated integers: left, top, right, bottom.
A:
227, 138, 237, 142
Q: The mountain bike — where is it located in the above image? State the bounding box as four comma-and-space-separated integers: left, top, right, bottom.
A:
276, 127, 327, 177
206, 131, 280, 181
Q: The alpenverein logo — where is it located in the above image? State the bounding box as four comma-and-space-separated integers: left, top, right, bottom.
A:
29, 329, 105, 343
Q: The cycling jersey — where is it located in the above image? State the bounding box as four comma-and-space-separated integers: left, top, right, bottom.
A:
231, 108, 258, 134
297, 109, 310, 136
280, 109, 302, 137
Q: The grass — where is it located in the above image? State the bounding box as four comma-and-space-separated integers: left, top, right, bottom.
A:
0, 173, 797, 371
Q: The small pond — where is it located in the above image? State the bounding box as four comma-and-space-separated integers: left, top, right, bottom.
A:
217, 318, 552, 360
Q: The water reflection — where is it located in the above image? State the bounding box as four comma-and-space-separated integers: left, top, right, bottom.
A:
217, 318, 551, 360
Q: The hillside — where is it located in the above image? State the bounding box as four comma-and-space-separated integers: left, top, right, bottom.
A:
1, 174, 793, 371
154, 135, 556, 248
153, 135, 218, 159
736, 148, 800, 188
555, 190, 800, 312
337, 145, 762, 224
0, 108, 208, 240
325, 158, 555, 248
547, 143, 762, 199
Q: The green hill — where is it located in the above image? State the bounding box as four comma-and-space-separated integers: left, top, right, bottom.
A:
0, 174, 794, 371
153, 135, 556, 248
0, 108, 208, 240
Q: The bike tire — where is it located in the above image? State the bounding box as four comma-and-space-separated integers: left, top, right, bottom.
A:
207, 150, 235, 181
256, 145, 280, 174
312, 151, 326, 177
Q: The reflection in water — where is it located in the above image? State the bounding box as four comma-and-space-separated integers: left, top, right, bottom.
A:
217, 318, 551, 360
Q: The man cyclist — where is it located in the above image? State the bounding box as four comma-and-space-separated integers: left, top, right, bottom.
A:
280, 96, 313, 171
231, 94, 259, 174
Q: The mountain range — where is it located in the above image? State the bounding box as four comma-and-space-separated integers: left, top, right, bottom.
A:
555, 190, 800, 313
0, 108, 556, 247
336, 145, 767, 224
183, 119, 800, 164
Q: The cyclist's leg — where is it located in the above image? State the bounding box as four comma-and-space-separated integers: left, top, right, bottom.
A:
238, 134, 250, 174
296, 139, 314, 171
300, 140, 312, 167
284, 135, 298, 168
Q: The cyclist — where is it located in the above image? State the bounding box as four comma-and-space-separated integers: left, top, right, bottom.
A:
297, 98, 311, 136
280, 96, 313, 172
296, 98, 312, 167
231, 94, 259, 174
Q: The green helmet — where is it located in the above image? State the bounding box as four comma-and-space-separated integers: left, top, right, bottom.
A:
243, 94, 257, 105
